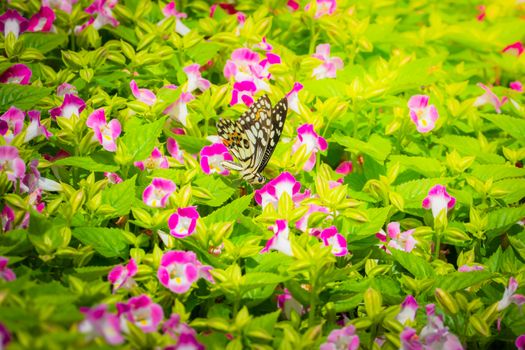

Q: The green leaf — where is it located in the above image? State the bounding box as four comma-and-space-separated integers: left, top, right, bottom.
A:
487, 207, 525, 231
509, 232, 525, 261
435, 271, 493, 292
186, 41, 222, 64
22, 33, 68, 53
101, 176, 136, 215
331, 133, 392, 162
395, 178, 453, 208
72, 227, 129, 258
471, 164, 525, 181
435, 135, 504, 164
174, 134, 211, 154
389, 155, 442, 178
390, 250, 434, 278
244, 311, 280, 339
240, 272, 288, 295
302, 79, 348, 98
53, 156, 119, 172
121, 116, 166, 161
346, 206, 391, 238
482, 113, 525, 141
204, 194, 253, 224
193, 176, 235, 207
490, 179, 525, 203
0, 84, 52, 110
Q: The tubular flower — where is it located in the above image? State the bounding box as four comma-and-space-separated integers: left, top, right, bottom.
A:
261, 219, 293, 256
473, 83, 507, 114
502, 42, 524, 56
86, 108, 122, 152
305, 0, 337, 19
130, 80, 157, 105
42, 0, 78, 14
422, 184, 456, 218
517, 335, 525, 350
108, 258, 137, 293
161, 1, 190, 35
75, 0, 119, 33
286, 82, 304, 114
167, 138, 184, 164
157, 250, 214, 294
0, 106, 25, 143
311, 44, 343, 79
104, 172, 123, 184
168, 206, 199, 238
497, 277, 525, 311
134, 147, 169, 171
79, 304, 124, 345
0, 64, 32, 85
320, 325, 360, 350
335, 160, 353, 176
376, 222, 417, 253
1, 205, 15, 232
117, 294, 164, 333
396, 295, 419, 325
163, 91, 194, 126
183, 64, 210, 93
230, 80, 257, 106
50, 94, 86, 119
295, 204, 330, 232
200, 143, 233, 175
0, 322, 11, 349
277, 288, 305, 319
400, 327, 423, 350
458, 264, 484, 272
224, 48, 276, 91
0, 9, 28, 38
510, 81, 523, 92
57, 82, 78, 97
27, 6, 55, 32
0, 146, 26, 182
25, 110, 53, 142
420, 304, 464, 350
162, 314, 205, 350
255, 172, 310, 209
319, 226, 347, 256
0, 257, 16, 281
142, 178, 176, 208
292, 124, 328, 171
408, 95, 439, 133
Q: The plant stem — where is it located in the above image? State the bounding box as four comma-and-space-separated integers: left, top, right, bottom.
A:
434, 231, 441, 260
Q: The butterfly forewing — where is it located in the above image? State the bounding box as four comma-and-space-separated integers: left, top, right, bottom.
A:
257, 97, 288, 173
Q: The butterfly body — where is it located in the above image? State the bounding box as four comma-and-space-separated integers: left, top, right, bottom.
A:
217, 95, 288, 185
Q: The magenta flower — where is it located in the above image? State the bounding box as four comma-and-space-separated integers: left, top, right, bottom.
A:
261, 219, 293, 256
0, 146, 26, 182
105, 172, 123, 184
422, 185, 456, 218
25, 110, 53, 142
0, 257, 16, 282
503, 42, 524, 56
320, 325, 359, 350
168, 206, 199, 238
510, 81, 523, 92
27, 6, 55, 32
157, 250, 214, 294
134, 147, 169, 171
295, 204, 330, 232
277, 288, 305, 319
224, 48, 271, 91
183, 64, 210, 93
497, 277, 525, 311
167, 138, 184, 164
396, 295, 418, 325
86, 108, 121, 152
517, 335, 525, 350
0, 64, 32, 85
0, 322, 11, 349
255, 172, 310, 209
286, 82, 304, 114
0, 9, 28, 38
305, 0, 337, 19
408, 95, 439, 133
400, 327, 423, 350
42, 0, 78, 14
335, 161, 353, 176
458, 264, 484, 272
50, 93, 86, 119
1, 205, 15, 232
292, 124, 328, 171
0, 106, 25, 143
200, 143, 233, 175
377, 222, 417, 253
142, 178, 176, 208
57, 82, 78, 97
79, 304, 124, 345
163, 91, 194, 126
312, 44, 343, 79
473, 83, 507, 114
117, 295, 164, 333
231, 80, 257, 106
130, 80, 156, 105
420, 304, 464, 350
163, 314, 205, 350
20, 159, 61, 195
161, 1, 190, 35
319, 226, 347, 256
108, 258, 137, 293
75, 0, 119, 33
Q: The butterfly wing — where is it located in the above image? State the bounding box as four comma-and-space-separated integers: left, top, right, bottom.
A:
217, 118, 249, 164
256, 97, 288, 173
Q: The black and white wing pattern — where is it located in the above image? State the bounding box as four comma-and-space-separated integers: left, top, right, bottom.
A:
257, 97, 288, 173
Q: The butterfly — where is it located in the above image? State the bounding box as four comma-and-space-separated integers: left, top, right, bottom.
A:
217, 95, 288, 185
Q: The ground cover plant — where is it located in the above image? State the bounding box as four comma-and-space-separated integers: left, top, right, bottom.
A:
0, 0, 525, 349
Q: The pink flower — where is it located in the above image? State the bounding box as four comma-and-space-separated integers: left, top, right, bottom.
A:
408, 95, 439, 133
104, 172, 122, 184
517, 335, 525, 350
117, 295, 164, 333
476, 5, 486, 21
231, 80, 257, 106
75, 0, 119, 33
287, 0, 300, 11
200, 143, 233, 175
422, 184, 456, 218
0, 64, 32, 84
162, 314, 205, 350
134, 147, 169, 171
295, 204, 330, 232
157, 250, 214, 294
320, 325, 359, 350
130, 80, 156, 106
168, 206, 199, 238
224, 48, 271, 91
497, 277, 525, 311
292, 124, 328, 171
1, 205, 15, 232
319, 226, 347, 256
377, 222, 417, 253
50, 93, 86, 119
286, 82, 304, 114
305, 0, 337, 19
261, 219, 293, 256
420, 304, 464, 350
79, 304, 124, 345
396, 295, 418, 325
458, 264, 484, 272
510, 81, 523, 93
161, 1, 190, 35
503, 42, 524, 56
0, 322, 11, 349
473, 83, 507, 114
0, 106, 25, 143
400, 327, 423, 350
183, 64, 210, 93
57, 82, 78, 97
27, 6, 55, 32
311, 44, 343, 79
335, 161, 353, 176
25, 110, 53, 142
20, 159, 61, 194
0, 146, 26, 182
108, 258, 137, 293
277, 288, 305, 319
86, 108, 122, 152
0, 9, 28, 38
167, 138, 184, 164
142, 178, 176, 208
163, 91, 194, 126
42, 0, 78, 14
256, 37, 273, 51
255, 172, 310, 209
0, 257, 16, 281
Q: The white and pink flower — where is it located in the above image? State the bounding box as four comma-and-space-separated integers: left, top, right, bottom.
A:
1, 205, 15, 232
162, 314, 205, 350
231, 80, 257, 106
75, 0, 119, 33
376, 222, 417, 253
0, 146, 26, 183
261, 219, 293, 256
0, 64, 32, 85
116, 294, 164, 333
142, 178, 177, 208
286, 82, 304, 114
108, 258, 137, 293
160, 1, 190, 36
57, 82, 78, 97
134, 147, 169, 171
50, 94, 86, 119
497, 277, 525, 311
27, 6, 55, 32
320, 325, 360, 350
287, 0, 300, 11
163, 91, 194, 126
167, 138, 184, 164
224, 48, 277, 91
295, 204, 330, 232
420, 304, 464, 350
0, 106, 25, 143
422, 184, 456, 218
0, 9, 28, 38
79, 304, 124, 345
130, 80, 156, 106
311, 44, 343, 79
157, 250, 214, 294
335, 161, 353, 176
168, 206, 199, 238
319, 226, 347, 256
292, 124, 328, 171
408, 95, 439, 133
25, 110, 53, 142
255, 172, 310, 209
183, 64, 210, 93
86, 108, 121, 152
400, 327, 422, 350
473, 83, 507, 114
305, 0, 337, 19
42, 0, 78, 14
396, 295, 418, 325
510, 81, 523, 93
200, 143, 233, 175
458, 264, 484, 272
0, 257, 16, 282
502, 42, 524, 56
104, 172, 123, 184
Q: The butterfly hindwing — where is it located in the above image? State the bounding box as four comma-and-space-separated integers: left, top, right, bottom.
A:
257, 97, 288, 173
